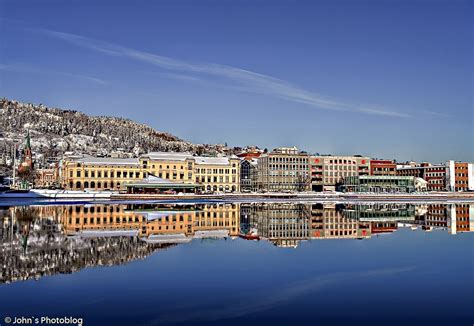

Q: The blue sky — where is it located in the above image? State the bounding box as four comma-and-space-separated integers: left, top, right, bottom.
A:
0, 0, 472, 162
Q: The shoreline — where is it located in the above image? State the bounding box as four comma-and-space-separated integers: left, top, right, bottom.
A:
111, 191, 474, 201
1, 191, 474, 206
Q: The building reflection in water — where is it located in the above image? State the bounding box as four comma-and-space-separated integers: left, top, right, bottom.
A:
0, 202, 472, 284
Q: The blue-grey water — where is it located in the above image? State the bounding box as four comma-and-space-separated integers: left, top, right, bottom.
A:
0, 202, 473, 326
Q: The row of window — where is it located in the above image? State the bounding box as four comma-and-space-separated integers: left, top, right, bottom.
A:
71, 216, 142, 224
195, 168, 238, 174
268, 164, 308, 170
142, 161, 194, 170
267, 157, 308, 163
70, 181, 120, 189
426, 173, 444, 177
204, 185, 237, 191
195, 176, 237, 183
71, 169, 143, 179
266, 171, 309, 177
324, 171, 357, 177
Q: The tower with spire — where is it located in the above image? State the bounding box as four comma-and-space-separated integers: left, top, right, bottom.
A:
18, 130, 33, 173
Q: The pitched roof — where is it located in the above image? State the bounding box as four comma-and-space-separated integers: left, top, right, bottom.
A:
144, 152, 193, 161
194, 157, 231, 165
70, 156, 139, 166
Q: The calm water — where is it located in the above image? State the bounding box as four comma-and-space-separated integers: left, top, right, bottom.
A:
0, 202, 473, 326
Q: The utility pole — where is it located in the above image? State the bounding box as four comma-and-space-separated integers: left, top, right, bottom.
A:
12, 143, 16, 188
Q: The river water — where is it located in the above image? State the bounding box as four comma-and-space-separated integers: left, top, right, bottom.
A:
0, 201, 473, 325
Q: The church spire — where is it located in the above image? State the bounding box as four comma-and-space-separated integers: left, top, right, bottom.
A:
25, 129, 31, 150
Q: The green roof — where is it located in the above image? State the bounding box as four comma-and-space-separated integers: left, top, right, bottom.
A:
124, 175, 200, 188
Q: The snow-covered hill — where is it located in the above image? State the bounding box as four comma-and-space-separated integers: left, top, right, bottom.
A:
0, 98, 228, 167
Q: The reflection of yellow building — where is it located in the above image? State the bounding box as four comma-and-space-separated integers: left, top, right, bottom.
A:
194, 204, 240, 235
59, 203, 241, 238
61, 152, 240, 192
62, 205, 147, 235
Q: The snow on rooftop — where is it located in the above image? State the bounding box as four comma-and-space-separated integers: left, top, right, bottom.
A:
76, 230, 139, 238
144, 152, 193, 161
71, 156, 139, 165
142, 233, 192, 244
193, 230, 229, 238
194, 157, 231, 165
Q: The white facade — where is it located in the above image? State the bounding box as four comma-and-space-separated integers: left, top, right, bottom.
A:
468, 163, 474, 191
446, 160, 456, 191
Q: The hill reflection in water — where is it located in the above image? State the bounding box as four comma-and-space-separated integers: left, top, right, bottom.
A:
1, 202, 472, 284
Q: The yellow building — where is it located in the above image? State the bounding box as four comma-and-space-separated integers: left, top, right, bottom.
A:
61, 152, 240, 192
194, 156, 240, 192
61, 156, 143, 191
139, 152, 195, 184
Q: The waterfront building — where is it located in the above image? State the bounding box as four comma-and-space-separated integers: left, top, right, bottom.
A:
370, 159, 397, 176
397, 161, 473, 192
138, 152, 240, 193
35, 167, 60, 188
61, 156, 143, 191
446, 161, 474, 192
139, 152, 196, 184
397, 162, 446, 191
256, 147, 310, 192
240, 159, 258, 192
62, 152, 240, 192
194, 156, 240, 192
310, 155, 370, 191
339, 175, 424, 193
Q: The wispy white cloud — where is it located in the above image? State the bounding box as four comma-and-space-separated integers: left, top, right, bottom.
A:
420, 110, 452, 118
35, 28, 412, 118
0, 63, 108, 85
144, 266, 415, 325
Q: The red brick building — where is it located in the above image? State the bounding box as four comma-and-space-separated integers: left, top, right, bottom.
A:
396, 163, 446, 191
446, 161, 473, 191
370, 160, 396, 176
35, 167, 60, 188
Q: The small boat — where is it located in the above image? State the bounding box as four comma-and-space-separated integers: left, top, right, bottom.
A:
0, 188, 116, 199
239, 227, 260, 240
0, 188, 44, 198
30, 189, 115, 199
